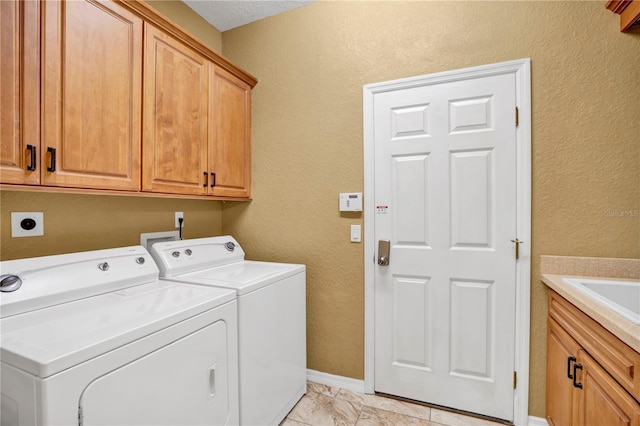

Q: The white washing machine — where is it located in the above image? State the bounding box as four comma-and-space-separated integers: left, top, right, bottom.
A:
0, 246, 239, 426
149, 236, 306, 426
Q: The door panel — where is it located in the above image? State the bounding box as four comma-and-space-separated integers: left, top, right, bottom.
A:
209, 66, 251, 198
143, 24, 208, 195
81, 320, 232, 425
576, 349, 640, 426
0, 0, 39, 184
42, 0, 141, 190
374, 73, 517, 421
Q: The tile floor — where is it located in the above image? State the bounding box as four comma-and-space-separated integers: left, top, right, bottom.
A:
282, 382, 506, 426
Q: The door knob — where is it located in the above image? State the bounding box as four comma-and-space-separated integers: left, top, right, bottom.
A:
377, 240, 390, 266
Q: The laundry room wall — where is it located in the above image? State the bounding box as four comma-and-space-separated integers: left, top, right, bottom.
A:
220, 1, 640, 418
0, 1, 225, 262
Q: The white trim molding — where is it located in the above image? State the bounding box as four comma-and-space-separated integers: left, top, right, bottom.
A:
306, 369, 366, 394
363, 58, 532, 426
529, 416, 549, 426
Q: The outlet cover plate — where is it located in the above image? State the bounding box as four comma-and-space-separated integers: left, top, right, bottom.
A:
11, 212, 44, 237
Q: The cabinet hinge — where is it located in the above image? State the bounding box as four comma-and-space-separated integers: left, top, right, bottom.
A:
78, 406, 83, 426
513, 371, 517, 389
515, 107, 519, 127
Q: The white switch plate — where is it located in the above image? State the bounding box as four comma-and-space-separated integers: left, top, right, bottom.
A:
11, 212, 44, 237
175, 212, 184, 228
350, 224, 361, 243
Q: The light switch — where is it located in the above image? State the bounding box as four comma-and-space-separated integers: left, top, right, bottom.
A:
350, 225, 361, 243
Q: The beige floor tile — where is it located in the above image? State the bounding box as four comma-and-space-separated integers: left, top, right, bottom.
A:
356, 406, 435, 426
430, 408, 503, 426
288, 392, 362, 426
307, 381, 341, 397
335, 389, 431, 421
280, 418, 309, 426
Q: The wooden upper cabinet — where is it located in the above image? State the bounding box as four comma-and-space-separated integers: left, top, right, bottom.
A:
1, 0, 40, 185
143, 23, 209, 195
209, 66, 252, 198
41, 0, 142, 190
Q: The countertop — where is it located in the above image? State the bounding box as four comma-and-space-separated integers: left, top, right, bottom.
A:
542, 273, 640, 353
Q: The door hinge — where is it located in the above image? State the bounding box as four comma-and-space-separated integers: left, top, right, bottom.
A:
513, 371, 517, 389
511, 238, 521, 260
78, 406, 83, 426
515, 107, 519, 127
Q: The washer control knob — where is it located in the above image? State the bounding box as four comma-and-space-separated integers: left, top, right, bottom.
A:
185, 249, 193, 256
172, 251, 180, 258
98, 262, 109, 272
0, 275, 22, 292
136, 257, 145, 265
224, 242, 236, 252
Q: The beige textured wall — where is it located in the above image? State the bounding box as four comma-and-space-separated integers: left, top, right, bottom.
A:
221, 1, 640, 418
0, 191, 223, 260
0, 1, 225, 261
146, 0, 222, 52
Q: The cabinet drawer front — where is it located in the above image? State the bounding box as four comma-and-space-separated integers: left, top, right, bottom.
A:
549, 290, 640, 402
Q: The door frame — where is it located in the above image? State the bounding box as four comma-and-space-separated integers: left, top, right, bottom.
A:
363, 59, 532, 425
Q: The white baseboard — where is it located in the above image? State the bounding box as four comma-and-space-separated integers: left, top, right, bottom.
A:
528, 416, 548, 426
306, 369, 366, 394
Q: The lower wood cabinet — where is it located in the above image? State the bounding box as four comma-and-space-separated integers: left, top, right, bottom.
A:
546, 291, 640, 426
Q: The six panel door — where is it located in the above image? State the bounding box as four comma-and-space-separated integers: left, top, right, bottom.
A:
143, 24, 209, 195
373, 72, 518, 421
41, 0, 142, 190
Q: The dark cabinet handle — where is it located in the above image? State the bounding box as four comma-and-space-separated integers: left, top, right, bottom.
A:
26, 144, 36, 171
573, 363, 583, 389
47, 147, 56, 172
210, 172, 216, 188
567, 356, 576, 379
203, 172, 208, 187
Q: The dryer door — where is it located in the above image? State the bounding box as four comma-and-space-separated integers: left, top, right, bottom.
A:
79, 319, 232, 425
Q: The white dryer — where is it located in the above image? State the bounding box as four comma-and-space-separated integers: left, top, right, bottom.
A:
149, 236, 306, 426
0, 246, 239, 426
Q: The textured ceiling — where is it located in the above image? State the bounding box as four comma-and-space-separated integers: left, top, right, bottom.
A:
182, 0, 315, 32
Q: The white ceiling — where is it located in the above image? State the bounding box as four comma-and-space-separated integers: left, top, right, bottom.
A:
182, 0, 315, 32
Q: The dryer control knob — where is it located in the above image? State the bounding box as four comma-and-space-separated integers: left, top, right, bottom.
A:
172, 251, 180, 258
0, 274, 22, 292
98, 262, 109, 271
185, 249, 192, 256
136, 257, 146, 265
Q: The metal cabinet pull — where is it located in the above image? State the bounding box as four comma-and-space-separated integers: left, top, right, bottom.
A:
47, 147, 56, 172
573, 363, 583, 389
210, 172, 216, 188
567, 356, 576, 379
26, 145, 36, 171
203, 172, 208, 187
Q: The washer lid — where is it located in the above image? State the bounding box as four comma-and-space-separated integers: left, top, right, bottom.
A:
0, 281, 235, 378
171, 261, 305, 295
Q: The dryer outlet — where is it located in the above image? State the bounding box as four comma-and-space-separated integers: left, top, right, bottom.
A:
11, 212, 44, 237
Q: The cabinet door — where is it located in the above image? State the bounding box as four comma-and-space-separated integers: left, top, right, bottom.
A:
143, 24, 209, 195
209, 66, 251, 198
546, 319, 581, 426
1, 0, 39, 185
41, 0, 142, 190
575, 349, 640, 426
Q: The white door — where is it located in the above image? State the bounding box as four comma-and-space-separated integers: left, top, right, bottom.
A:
372, 71, 518, 421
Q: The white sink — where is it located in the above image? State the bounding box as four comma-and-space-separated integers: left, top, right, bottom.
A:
563, 278, 640, 325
